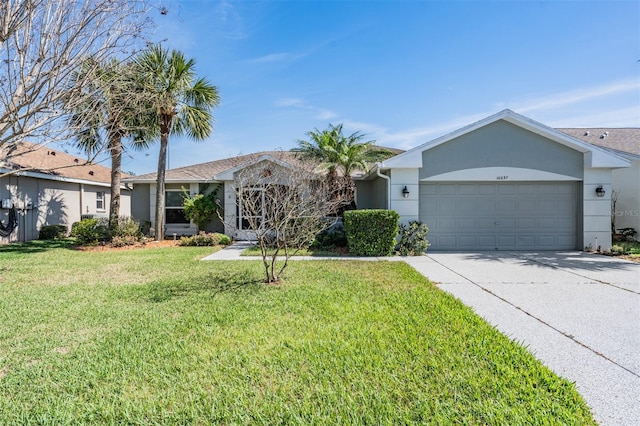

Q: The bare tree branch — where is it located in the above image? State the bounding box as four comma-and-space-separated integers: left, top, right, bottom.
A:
0, 0, 152, 172
228, 153, 350, 283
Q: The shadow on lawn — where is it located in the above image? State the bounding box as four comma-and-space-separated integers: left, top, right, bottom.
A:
0, 239, 76, 255
146, 269, 264, 303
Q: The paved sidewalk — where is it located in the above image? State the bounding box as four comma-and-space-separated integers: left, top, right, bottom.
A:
201, 241, 391, 261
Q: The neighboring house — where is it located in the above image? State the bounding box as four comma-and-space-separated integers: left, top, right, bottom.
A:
126, 110, 637, 251
556, 128, 640, 236
0, 142, 131, 243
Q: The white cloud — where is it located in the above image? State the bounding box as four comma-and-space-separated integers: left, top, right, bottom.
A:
275, 97, 309, 108
314, 109, 338, 120
513, 78, 640, 113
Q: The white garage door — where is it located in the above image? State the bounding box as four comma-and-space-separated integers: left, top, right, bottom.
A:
419, 182, 577, 251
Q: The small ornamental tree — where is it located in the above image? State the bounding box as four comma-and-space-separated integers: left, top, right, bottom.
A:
229, 153, 350, 283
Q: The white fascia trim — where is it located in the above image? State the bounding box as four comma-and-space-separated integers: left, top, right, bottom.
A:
0, 167, 114, 188
124, 178, 216, 184
214, 155, 295, 181
380, 109, 630, 169
421, 167, 582, 182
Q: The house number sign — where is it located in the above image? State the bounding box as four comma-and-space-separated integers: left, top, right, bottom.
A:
496, 176, 509, 180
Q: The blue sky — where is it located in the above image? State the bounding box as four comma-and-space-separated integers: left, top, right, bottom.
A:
117, 0, 639, 175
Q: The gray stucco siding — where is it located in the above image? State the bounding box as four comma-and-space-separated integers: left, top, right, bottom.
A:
420, 120, 584, 180
131, 184, 151, 223
355, 177, 388, 209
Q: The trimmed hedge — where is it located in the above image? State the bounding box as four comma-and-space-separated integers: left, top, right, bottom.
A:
344, 209, 399, 256
39, 225, 68, 240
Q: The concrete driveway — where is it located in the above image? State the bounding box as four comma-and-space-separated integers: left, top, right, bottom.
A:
404, 252, 640, 426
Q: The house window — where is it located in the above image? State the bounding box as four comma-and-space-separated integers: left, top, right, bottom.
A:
165, 191, 189, 224
96, 191, 105, 211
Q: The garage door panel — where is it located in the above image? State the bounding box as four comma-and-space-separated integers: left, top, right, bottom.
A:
458, 218, 476, 230
497, 199, 516, 211
458, 198, 478, 212
517, 235, 536, 248
518, 218, 535, 229
458, 184, 476, 195
518, 199, 536, 212
497, 218, 516, 229
497, 235, 516, 246
477, 218, 496, 230
439, 199, 457, 214
558, 235, 576, 247
536, 235, 557, 249
476, 199, 495, 213
437, 185, 456, 195
537, 218, 556, 229
478, 185, 496, 195
537, 199, 555, 211
420, 182, 577, 251
438, 217, 456, 230
477, 236, 497, 248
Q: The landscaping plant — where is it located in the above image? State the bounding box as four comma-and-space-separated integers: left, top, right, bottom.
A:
396, 220, 430, 256
344, 209, 399, 256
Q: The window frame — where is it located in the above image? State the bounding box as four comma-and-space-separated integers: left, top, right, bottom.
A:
96, 191, 105, 211
165, 190, 190, 225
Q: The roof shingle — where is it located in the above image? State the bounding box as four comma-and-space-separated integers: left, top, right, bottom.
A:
1, 142, 126, 185
557, 128, 639, 157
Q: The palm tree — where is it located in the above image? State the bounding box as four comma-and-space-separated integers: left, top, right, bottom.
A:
70, 59, 153, 229
134, 45, 220, 240
293, 123, 393, 209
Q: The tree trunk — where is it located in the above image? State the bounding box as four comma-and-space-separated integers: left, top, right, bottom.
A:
154, 115, 172, 241
108, 133, 122, 231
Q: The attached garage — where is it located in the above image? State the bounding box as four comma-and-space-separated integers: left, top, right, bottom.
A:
377, 110, 630, 252
419, 182, 578, 250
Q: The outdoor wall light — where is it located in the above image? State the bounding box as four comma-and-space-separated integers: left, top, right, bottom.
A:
595, 185, 605, 198
402, 186, 410, 198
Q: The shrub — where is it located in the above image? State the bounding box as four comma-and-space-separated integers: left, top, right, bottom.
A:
218, 234, 232, 246
396, 220, 430, 256
111, 235, 138, 247
182, 186, 219, 230
617, 227, 637, 241
70, 218, 109, 245
111, 216, 141, 239
310, 228, 347, 250
38, 224, 68, 240
344, 210, 399, 256
179, 232, 230, 247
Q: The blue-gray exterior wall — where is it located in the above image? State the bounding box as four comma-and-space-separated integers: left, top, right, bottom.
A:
356, 177, 387, 209
420, 120, 584, 180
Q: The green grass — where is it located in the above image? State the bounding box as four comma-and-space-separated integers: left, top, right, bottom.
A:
0, 241, 595, 424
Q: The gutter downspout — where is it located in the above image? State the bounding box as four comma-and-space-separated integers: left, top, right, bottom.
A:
376, 164, 390, 210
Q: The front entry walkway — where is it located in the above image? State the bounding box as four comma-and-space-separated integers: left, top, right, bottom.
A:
204, 244, 640, 425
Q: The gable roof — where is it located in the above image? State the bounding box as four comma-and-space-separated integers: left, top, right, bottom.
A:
0, 142, 127, 186
380, 109, 630, 169
557, 128, 639, 158
125, 146, 404, 183
126, 151, 303, 183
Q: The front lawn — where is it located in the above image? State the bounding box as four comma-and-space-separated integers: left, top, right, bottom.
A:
0, 241, 595, 424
